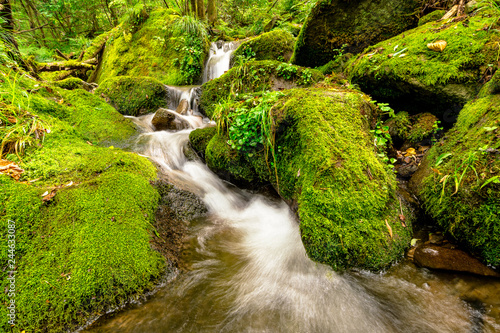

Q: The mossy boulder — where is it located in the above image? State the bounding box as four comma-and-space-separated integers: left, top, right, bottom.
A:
189, 127, 217, 158
231, 29, 295, 64
386, 112, 439, 144
200, 60, 324, 117
346, 8, 500, 116
411, 73, 500, 267
291, 0, 420, 67
0, 68, 166, 331
93, 8, 209, 85
52, 77, 97, 91
203, 87, 414, 271
95, 76, 168, 116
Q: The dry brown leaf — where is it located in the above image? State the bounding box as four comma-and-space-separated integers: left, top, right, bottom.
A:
385, 219, 393, 239
405, 148, 416, 156
0, 159, 24, 180
42, 190, 56, 202
427, 40, 447, 52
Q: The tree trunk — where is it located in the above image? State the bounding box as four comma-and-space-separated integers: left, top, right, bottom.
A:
197, 0, 205, 19
0, 0, 18, 49
37, 59, 97, 72
207, 0, 216, 24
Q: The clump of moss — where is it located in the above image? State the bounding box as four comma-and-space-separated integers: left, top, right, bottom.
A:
416, 80, 500, 266
418, 10, 446, 26
386, 111, 411, 139
189, 127, 216, 157
408, 113, 439, 143
347, 8, 500, 115
232, 29, 295, 64
200, 60, 324, 117
94, 8, 209, 85
292, 0, 420, 67
95, 76, 168, 116
207, 87, 413, 271
205, 133, 261, 185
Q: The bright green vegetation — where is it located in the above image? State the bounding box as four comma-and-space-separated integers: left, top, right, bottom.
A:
0, 64, 165, 331
232, 29, 295, 64
95, 76, 167, 116
200, 60, 324, 117
418, 10, 445, 26
94, 8, 209, 85
417, 73, 500, 266
292, 0, 420, 67
346, 8, 500, 114
189, 127, 217, 156
201, 87, 414, 270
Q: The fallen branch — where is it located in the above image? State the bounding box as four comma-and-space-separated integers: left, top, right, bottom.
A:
37, 60, 95, 72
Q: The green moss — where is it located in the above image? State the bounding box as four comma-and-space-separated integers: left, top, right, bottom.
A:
189, 127, 216, 156
95, 76, 167, 116
205, 133, 260, 184
419, 84, 500, 266
232, 29, 295, 63
52, 77, 87, 90
347, 9, 500, 114
95, 9, 208, 85
200, 60, 324, 117
292, 0, 420, 67
407, 113, 439, 143
386, 111, 411, 139
418, 10, 445, 26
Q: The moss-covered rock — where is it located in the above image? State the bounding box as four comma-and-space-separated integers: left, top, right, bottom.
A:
200, 60, 324, 117
205, 133, 263, 185
418, 10, 445, 26
94, 8, 209, 85
189, 127, 217, 158
346, 8, 500, 116
386, 112, 439, 144
411, 73, 500, 267
206, 87, 413, 271
231, 29, 295, 64
0, 67, 166, 332
95, 76, 168, 116
291, 0, 420, 67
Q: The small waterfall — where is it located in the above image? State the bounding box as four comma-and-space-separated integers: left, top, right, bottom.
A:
164, 85, 202, 115
202, 41, 240, 83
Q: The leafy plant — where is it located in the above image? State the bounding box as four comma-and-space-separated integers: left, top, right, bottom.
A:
276, 63, 297, 80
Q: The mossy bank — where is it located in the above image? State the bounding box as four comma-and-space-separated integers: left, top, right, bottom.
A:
0, 67, 167, 332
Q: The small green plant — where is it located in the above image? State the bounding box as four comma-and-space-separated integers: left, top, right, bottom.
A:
439, 151, 480, 202
276, 63, 297, 80
431, 120, 443, 144
370, 121, 396, 169
298, 68, 313, 85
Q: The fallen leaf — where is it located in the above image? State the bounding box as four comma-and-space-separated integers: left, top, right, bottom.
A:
405, 148, 416, 156
86, 141, 93, 146
410, 238, 419, 247
42, 190, 56, 202
66, 181, 73, 187
385, 219, 393, 239
431, 167, 442, 175
0, 160, 24, 180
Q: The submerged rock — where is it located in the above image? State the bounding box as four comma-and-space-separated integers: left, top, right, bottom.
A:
414, 244, 500, 277
292, 0, 420, 67
152, 108, 190, 131
346, 7, 500, 115
411, 70, 500, 267
95, 76, 168, 116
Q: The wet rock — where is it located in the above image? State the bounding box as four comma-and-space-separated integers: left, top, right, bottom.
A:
414, 244, 500, 277
152, 108, 190, 131
176, 99, 189, 115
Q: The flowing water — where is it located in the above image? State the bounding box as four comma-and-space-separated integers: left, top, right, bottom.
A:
202, 41, 240, 83
85, 41, 500, 333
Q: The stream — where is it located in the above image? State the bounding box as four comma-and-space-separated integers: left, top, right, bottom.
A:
86, 42, 500, 333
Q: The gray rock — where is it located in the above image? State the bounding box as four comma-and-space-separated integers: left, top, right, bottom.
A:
152, 108, 191, 131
